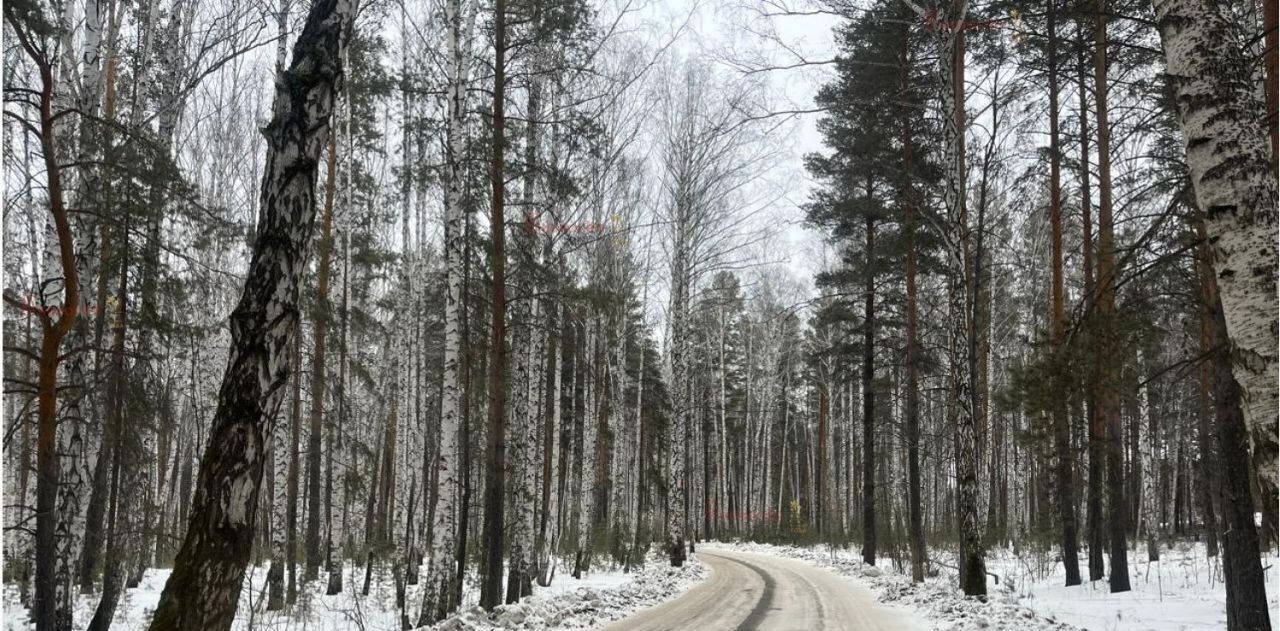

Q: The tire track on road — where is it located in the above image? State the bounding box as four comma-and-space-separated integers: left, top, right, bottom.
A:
730, 555, 776, 631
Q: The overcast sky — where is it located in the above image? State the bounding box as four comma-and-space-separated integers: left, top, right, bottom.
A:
642, 0, 840, 320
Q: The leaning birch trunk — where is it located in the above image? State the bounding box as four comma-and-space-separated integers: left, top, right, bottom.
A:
266, 0, 292, 608
1152, 0, 1279, 496
145, 2, 354, 628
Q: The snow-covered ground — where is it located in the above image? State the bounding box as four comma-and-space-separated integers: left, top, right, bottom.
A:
3, 552, 706, 631
8, 542, 1274, 629
988, 542, 1279, 631
710, 540, 1278, 631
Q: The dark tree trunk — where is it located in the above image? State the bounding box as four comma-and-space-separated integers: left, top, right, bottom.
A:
453, 219, 476, 612
86, 447, 123, 631
899, 32, 926, 582
816, 388, 827, 537
1093, 0, 1129, 594
479, 0, 509, 607
306, 132, 340, 581
145, 3, 354, 628
1205, 278, 1273, 631
1196, 273, 1220, 558
1075, 16, 1105, 584
1047, 0, 1081, 587
80, 424, 114, 594
1195, 223, 1272, 630
88, 227, 132, 628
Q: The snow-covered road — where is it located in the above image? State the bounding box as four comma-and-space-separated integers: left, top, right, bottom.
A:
603, 547, 916, 630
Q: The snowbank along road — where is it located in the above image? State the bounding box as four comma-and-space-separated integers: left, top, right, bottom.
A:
604, 547, 916, 630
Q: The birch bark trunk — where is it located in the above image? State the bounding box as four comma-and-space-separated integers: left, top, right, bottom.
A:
900, 0, 986, 594
145, 2, 355, 627
419, 0, 474, 621
1152, 0, 1279, 500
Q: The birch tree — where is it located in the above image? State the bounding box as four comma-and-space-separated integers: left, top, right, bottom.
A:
144, 1, 356, 627
419, 0, 477, 620
1151, 0, 1278, 511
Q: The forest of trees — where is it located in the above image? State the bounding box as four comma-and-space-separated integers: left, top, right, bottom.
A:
2, 0, 1275, 628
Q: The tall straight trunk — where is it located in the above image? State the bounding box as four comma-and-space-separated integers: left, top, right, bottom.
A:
1047, 0, 1081, 586
1195, 241, 1221, 558
479, 0, 509, 607
1136, 353, 1159, 561
305, 131, 339, 581
816, 387, 828, 537
455, 218, 477, 609
506, 61, 543, 602
17, 282, 35, 607
575, 323, 600, 577
1092, 0, 1130, 593
1076, 17, 1105, 582
628, 335, 647, 571
286, 331, 302, 604
943, 5, 986, 596
79, 2, 127, 584
86, 440, 123, 631
717, 305, 730, 538
1152, 0, 1278, 510
860, 209, 877, 566
702, 385, 715, 540
144, 2, 354, 628
419, 0, 473, 621
666, 250, 689, 566
1199, 242, 1273, 631
609, 317, 630, 547
899, 32, 926, 582
377, 366, 398, 548
328, 232, 351, 596
537, 303, 563, 586
86, 234, 129, 631
900, 0, 980, 589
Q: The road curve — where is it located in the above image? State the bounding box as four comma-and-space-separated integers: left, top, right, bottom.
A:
603, 547, 916, 631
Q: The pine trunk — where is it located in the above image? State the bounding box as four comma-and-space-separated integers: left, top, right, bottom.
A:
1093, 0, 1130, 593
479, 0, 509, 606
305, 131, 340, 582
1047, 0, 1081, 586
1201, 259, 1273, 631
860, 211, 876, 566
1076, 16, 1106, 583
